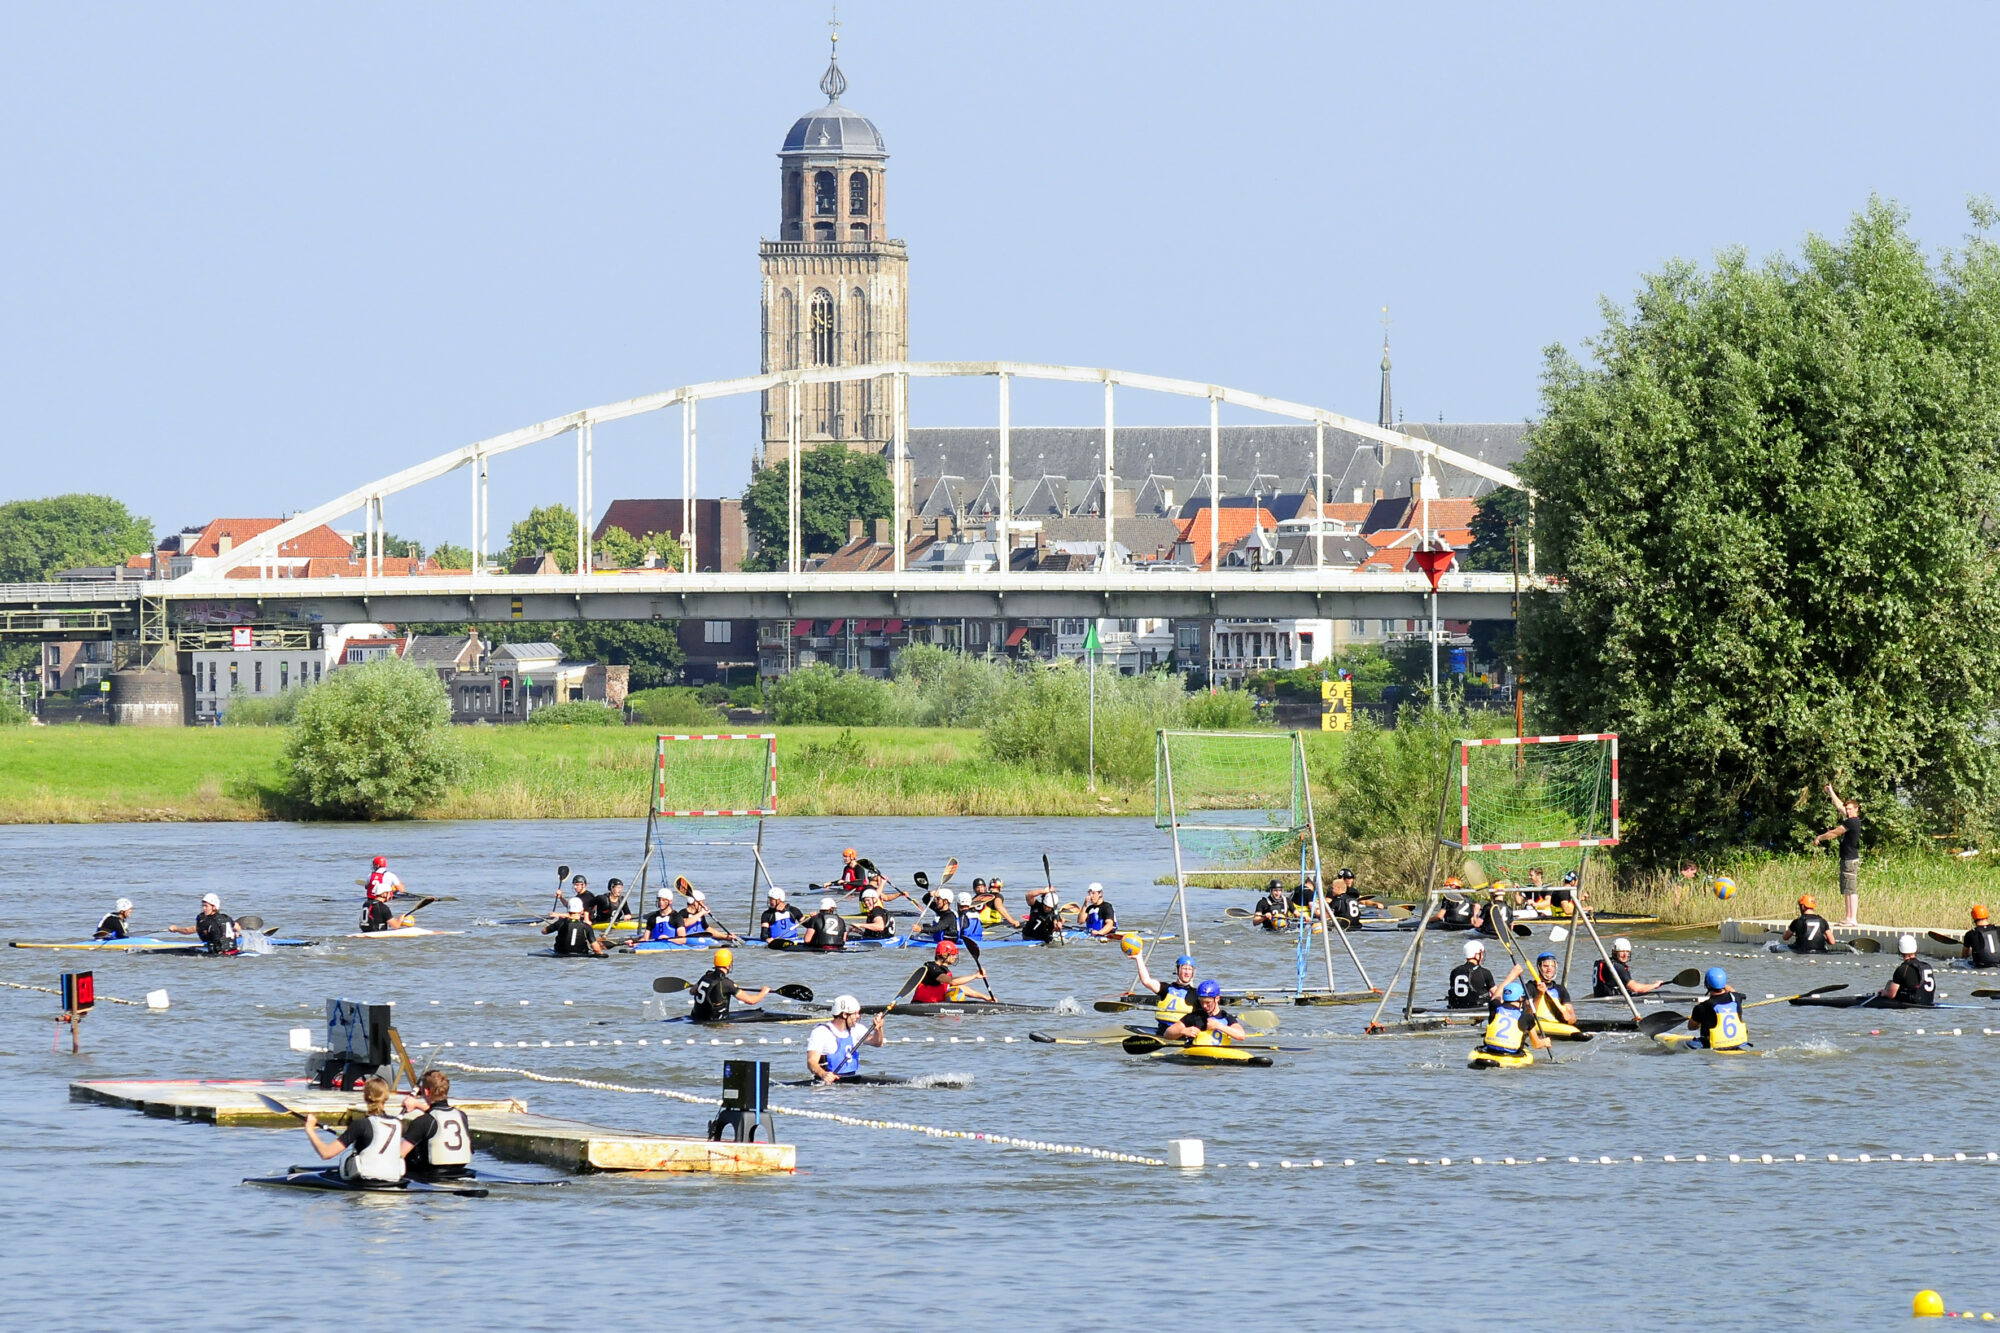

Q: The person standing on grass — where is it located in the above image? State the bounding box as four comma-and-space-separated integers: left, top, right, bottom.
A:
1811, 783, 1863, 926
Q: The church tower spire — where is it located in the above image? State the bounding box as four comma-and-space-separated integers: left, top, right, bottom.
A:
1377, 307, 1394, 430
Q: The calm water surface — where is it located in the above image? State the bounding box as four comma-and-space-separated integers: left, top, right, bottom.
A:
1, 816, 1992, 1330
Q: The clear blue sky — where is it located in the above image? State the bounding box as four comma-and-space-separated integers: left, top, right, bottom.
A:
2, 2, 1995, 546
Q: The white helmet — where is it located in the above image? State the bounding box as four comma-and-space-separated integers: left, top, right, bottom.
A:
201, 893, 221, 908
115, 898, 133, 912
565, 896, 585, 913
861, 888, 880, 901
831, 994, 862, 1016
1612, 937, 1632, 953
958, 891, 973, 906
689, 889, 705, 902
1464, 940, 1484, 958
656, 888, 672, 901
1088, 882, 1104, 894
769, 888, 786, 902
1899, 934, 1918, 954
820, 897, 836, 911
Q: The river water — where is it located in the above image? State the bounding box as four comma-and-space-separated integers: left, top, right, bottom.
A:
1, 816, 1991, 1330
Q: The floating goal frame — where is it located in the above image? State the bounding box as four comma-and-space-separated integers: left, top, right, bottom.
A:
1365, 731, 1638, 1031
633, 733, 779, 937
1154, 729, 1372, 996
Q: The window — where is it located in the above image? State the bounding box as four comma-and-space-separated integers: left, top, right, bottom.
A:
809, 289, 835, 367
229, 661, 239, 690
703, 620, 732, 644
254, 661, 263, 692
813, 220, 833, 241
848, 171, 868, 216
814, 170, 836, 217
300, 660, 309, 684
313, 661, 321, 684
208, 662, 217, 693
849, 222, 868, 241
785, 171, 802, 227
279, 661, 289, 691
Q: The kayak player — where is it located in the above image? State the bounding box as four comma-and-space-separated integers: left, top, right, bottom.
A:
833, 848, 868, 894
543, 897, 606, 956
798, 897, 850, 951
971, 880, 1020, 929
363, 855, 405, 904
757, 888, 804, 944
865, 869, 914, 910
690, 948, 773, 1022
1429, 879, 1476, 931
1881, 935, 1937, 1005
1020, 887, 1062, 942
1469, 886, 1513, 938
167, 893, 237, 954
299, 1076, 408, 1184
1780, 895, 1834, 953
954, 891, 984, 942
1521, 866, 1552, 913
1448, 939, 1501, 1010
1163, 980, 1247, 1047
852, 886, 897, 940
911, 939, 992, 1003
562, 873, 591, 914
1529, 951, 1576, 1025
806, 994, 886, 1083
358, 892, 419, 933
400, 1070, 473, 1181
1328, 870, 1382, 931
1683, 967, 1749, 1050
1962, 905, 2000, 968
1472, 980, 1546, 1063
1252, 881, 1289, 932
586, 879, 631, 928
1288, 874, 1321, 916
93, 898, 134, 940
1079, 883, 1118, 939
1132, 952, 1199, 1034
1549, 869, 1579, 915
919, 886, 960, 940
1591, 938, 1668, 998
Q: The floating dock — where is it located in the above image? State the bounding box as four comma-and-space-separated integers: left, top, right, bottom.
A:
70, 1078, 795, 1175
1720, 919, 1958, 959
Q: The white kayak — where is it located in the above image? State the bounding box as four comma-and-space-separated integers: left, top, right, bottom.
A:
341, 926, 464, 939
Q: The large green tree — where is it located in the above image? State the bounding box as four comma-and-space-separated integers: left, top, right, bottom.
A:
0, 494, 154, 582
502, 503, 580, 572
740, 448, 892, 570
1520, 199, 2000, 862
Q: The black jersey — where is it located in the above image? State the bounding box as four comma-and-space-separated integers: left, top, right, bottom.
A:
1447, 962, 1494, 1010
689, 968, 741, 1021
1786, 913, 1832, 952
1889, 957, 1936, 1005
1964, 924, 2000, 968
93, 912, 129, 940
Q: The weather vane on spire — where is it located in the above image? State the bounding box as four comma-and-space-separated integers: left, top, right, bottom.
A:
820, 4, 847, 102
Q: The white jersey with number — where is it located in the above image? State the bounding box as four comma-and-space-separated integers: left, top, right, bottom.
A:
424, 1107, 473, 1166
340, 1114, 405, 1183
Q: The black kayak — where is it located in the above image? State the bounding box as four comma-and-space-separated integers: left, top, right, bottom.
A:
865, 1000, 1054, 1016
1789, 994, 1951, 1010
662, 1009, 816, 1025
779, 1073, 912, 1087
245, 1169, 487, 1197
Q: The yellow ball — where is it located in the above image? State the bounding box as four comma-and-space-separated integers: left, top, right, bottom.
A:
1712, 875, 1738, 901
1120, 937, 1141, 956
1913, 1289, 1945, 1318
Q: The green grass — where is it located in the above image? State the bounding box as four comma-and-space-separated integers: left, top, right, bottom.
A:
1594, 849, 1998, 931
0, 724, 1147, 822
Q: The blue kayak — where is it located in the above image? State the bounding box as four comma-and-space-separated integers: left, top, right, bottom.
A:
10, 936, 316, 954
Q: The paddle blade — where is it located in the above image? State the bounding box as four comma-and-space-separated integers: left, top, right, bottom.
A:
1548, 925, 1568, 943
1929, 930, 1962, 945
1669, 967, 1702, 988
1974, 989, 2000, 999
255, 1092, 303, 1119
1121, 1034, 1164, 1054
912, 871, 930, 891
1637, 1011, 1685, 1037
1846, 937, 1882, 954
404, 896, 438, 916
1092, 1000, 1135, 1013
893, 966, 927, 1002
1224, 906, 1253, 919
942, 859, 958, 886
1462, 857, 1487, 887
557, 865, 570, 883
858, 858, 879, 876
235, 915, 265, 932
651, 976, 690, 995
775, 983, 814, 1003
1238, 1009, 1279, 1031
1512, 922, 1533, 937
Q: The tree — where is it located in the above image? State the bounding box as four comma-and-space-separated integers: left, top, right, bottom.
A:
594, 526, 684, 571
1463, 487, 1531, 573
1520, 199, 2000, 862
354, 532, 421, 560
286, 657, 467, 818
502, 504, 580, 572
557, 621, 684, 690
430, 543, 473, 571
740, 448, 892, 570
0, 494, 154, 582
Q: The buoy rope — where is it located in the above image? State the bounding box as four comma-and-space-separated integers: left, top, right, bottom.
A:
0, 979, 146, 1007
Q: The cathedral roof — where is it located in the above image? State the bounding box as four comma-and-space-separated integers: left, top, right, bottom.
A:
781, 102, 887, 159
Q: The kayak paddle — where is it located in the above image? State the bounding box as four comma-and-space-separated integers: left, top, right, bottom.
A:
774, 983, 815, 1003
880, 965, 929, 1017
942, 857, 959, 888
1668, 967, 1703, 989
1973, 989, 2000, 999
1928, 930, 1963, 946
1747, 983, 1846, 1008
960, 933, 996, 1002
651, 976, 690, 994
1636, 1011, 1686, 1037
255, 1092, 307, 1119
1223, 906, 1254, 919
235, 915, 265, 932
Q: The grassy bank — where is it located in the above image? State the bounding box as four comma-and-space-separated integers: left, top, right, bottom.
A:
1592, 849, 2000, 931
0, 725, 1161, 823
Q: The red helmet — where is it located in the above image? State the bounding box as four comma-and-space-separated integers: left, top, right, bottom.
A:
373, 856, 387, 868
936, 939, 959, 959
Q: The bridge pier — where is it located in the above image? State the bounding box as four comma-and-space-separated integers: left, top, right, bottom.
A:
108, 669, 191, 727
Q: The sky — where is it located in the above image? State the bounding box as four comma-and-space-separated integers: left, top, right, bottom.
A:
2, 2, 1996, 547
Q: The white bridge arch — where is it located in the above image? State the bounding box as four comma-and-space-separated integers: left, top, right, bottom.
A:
201, 360, 1527, 582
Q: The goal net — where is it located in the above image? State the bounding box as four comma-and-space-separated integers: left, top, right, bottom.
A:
1448, 733, 1618, 888
636, 734, 778, 934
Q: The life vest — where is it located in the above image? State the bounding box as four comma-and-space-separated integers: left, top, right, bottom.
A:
837, 863, 867, 890
1153, 980, 1195, 1033
365, 868, 391, 900
1790, 914, 1830, 952
1022, 902, 1057, 941
1894, 958, 1937, 1004
1183, 1009, 1231, 1047
1084, 903, 1112, 931
766, 911, 801, 943
1482, 1001, 1527, 1054
957, 913, 983, 942
1591, 958, 1633, 997
359, 900, 392, 933
808, 912, 848, 949
1447, 963, 1491, 1009
1967, 924, 2000, 968
1699, 994, 1748, 1051
1331, 893, 1363, 928
813, 1021, 864, 1076
420, 1106, 473, 1167
976, 903, 1006, 927
341, 1114, 405, 1183
95, 913, 127, 940
689, 969, 733, 1021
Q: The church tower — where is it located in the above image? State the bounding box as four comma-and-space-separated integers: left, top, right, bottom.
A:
759, 33, 908, 467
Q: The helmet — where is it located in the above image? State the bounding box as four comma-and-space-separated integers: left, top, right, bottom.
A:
714, 948, 734, 968
991, 878, 1003, 888
958, 891, 973, 906
937, 939, 959, 959
769, 888, 786, 902
1196, 980, 1222, 999
656, 888, 673, 901
1443, 877, 1463, 889
1899, 934, 1918, 954
1612, 937, 1632, 953
831, 994, 861, 1016
973, 878, 987, 889
1489, 886, 1507, 900
115, 897, 133, 912
1562, 871, 1578, 885
861, 887, 880, 901
843, 848, 857, 858
572, 874, 586, 884
565, 896, 584, 913
1799, 895, 1816, 910
1175, 954, 1195, 970
201, 893, 221, 908
1705, 967, 1729, 991
820, 897, 836, 911
1088, 882, 1104, 895
690, 889, 705, 901
1975, 905, 1990, 922
373, 856, 386, 868
1267, 878, 1282, 891
1463, 941, 1484, 959
1338, 867, 1355, 879
608, 878, 623, 890
1501, 981, 1525, 1002
1536, 951, 1556, 964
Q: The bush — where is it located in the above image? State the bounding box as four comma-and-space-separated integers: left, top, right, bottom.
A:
795, 727, 868, 778
626, 686, 728, 728
983, 662, 1186, 784
285, 657, 467, 818
0, 693, 26, 727
891, 642, 1010, 727
696, 683, 730, 706
728, 683, 763, 709
768, 662, 898, 726
1183, 687, 1262, 729
525, 700, 623, 727
221, 686, 308, 726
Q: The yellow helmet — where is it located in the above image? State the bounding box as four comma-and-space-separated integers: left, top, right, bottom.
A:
714, 947, 734, 968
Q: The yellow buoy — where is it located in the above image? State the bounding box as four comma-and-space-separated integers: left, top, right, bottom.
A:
1913, 1289, 1944, 1317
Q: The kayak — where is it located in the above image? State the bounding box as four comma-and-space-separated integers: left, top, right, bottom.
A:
1788, 995, 1972, 1010
288, 1165, 567, 1187
342, 927, 463, 939
1151, 1044, 1272, 1068
12, 936, 315, 953
243, 1169, 487, 1197
1653, 1033, 1757, 1054
628, 938, 723, 952
1468, 1046, 1535, 1070
863, 1000, 1055, 1016
661, 1009, 818, 1025
778, 1073, 913, 1087
1535, 1018, 1594, 1043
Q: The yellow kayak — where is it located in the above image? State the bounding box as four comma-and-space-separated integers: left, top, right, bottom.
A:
1653, 1032, 1758, 1055
1468, 1046, 1535, 1070
1152, 1044, 1274, 1068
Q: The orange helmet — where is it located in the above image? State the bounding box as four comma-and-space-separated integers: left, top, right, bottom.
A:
1974, 905, 1990, 922
1443, 877, 1463, 889
1798, 895, 1815, 911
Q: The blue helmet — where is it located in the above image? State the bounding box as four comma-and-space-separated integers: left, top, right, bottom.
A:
1705, 966, 1729, 991
1175, 955, 1195, 970
1196, 980, 1222, 999
1501, 980, 1525, 1002
1536, 951, 1557, 964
